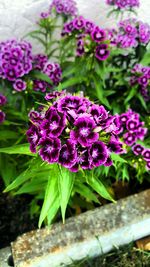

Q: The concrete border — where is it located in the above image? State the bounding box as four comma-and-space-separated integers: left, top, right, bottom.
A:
11, 189, 150, 267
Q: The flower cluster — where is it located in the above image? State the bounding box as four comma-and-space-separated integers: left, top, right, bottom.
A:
132, 144, 150, 171
0, 39, 33, 91
108, 19, 150, 48
27, 93, 125, 172
49, 0, 78, 16
62, 16, 110, 61
118, 109, 147, 146
130, 63, 150, 101
106, 0, 140, 9
32, 54, 62, 93
0, 94, 7, 124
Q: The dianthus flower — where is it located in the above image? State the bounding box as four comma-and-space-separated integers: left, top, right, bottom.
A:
107, 19, 150, 49
62, 16, 110, 61
130, 63, 150, 101
27, 93, 125, 172
117, 109, 147, 146
49, 0, 78, 16
0, 110, 5, 124
0, 39, 33, 85
132, 144, 150, 170
0, 94, 7, 106
106, 0, 140, 10
33, 54, 62, 92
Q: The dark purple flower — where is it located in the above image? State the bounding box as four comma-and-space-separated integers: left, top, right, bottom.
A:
123, 132, 136, 146
138, 75, 149, 87
33, 80, 47, 92
26, 125, 40, 153
41, 107, 66, 138
76, 38, 85, 56
104, 157, 113, 167
70, 115, 99, 147
0, 94, 7, 106
73, 16, 85, 30
57, 95, 83, 114
38, 137, 61, 163
142, 149, 150, 161
91, 27, 106, 43
59, 139, 77, 168
108, 136, 124, 154
84, 20, 95, 33
132, 144, 144, 155
95, 44, 110, 61
0, 110, 5, 124
89, 141, 108, 167
13, 79, 27, 91
126, 119, 139, 132
146, 161, 150, 171
90, 104, 108, 124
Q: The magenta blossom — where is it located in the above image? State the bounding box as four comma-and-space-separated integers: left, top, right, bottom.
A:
27, 93, 125, 172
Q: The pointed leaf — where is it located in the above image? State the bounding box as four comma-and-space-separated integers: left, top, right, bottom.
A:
0, 143, 35, 156
74, 183, 99, 204
38, 164, 59, 227
58, 166, 75, 223
87, 173, 115, 202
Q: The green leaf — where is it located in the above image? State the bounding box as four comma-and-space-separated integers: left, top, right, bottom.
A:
56, 77, 85, 91
47, 196, 60, 225
30, 70, 52, 84
122, 165, 129, 181
137, 93, 147, 110
0, 155, 16, 187
0, 130, 19, 140
0, 143, 35, 156
38, 164, 59, 227
86, 172, 114, 202
74, 183, 99, 204
92, 75, 111, 109
125, 86, 137, 103
58, 166, 75, 223
111, 153, 127, 163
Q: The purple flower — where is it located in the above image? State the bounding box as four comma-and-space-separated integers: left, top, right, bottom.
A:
0, 94, 7, 106
76, 38, 85, 56
26, 125, 40, 153
91, 27, 106, 43
70, 148, 91, 172
89, 141, 108, 167
49, 0, 78, 16
33, 80, 47, 93
106, 0, 140, 9
59, 140, 77, 168
146, 161, 150, 171
104, 157, 113, 167
0, 39, 33, 83
123, 132, 137, 146
132, 144, 144, 155
41, 107, 66, 138
138, 75, 149, 87
90, 104, 108, 124
0, 110, 5, 124
108, 136, 124, 154
70, 115, 99, 147
57, 95, 83, 115
126, 119, 139, 132
142, 149, 150, 161
39, 137, 61, 164
13, 79, 27, 91
95, 44, 110, 61
73, 16, 85, 30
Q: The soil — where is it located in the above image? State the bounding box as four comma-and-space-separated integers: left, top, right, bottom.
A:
0, 180, 38, 249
